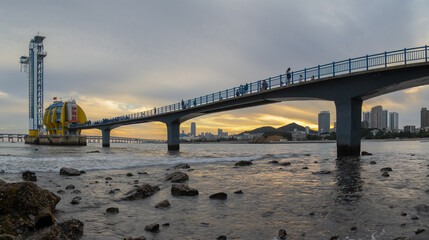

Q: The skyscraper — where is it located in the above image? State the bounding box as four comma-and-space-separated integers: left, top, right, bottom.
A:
370, 106, 383, 129
191, 122, 196, 136
362, 111, 371, 128
389, 112, 399, 130
421, 108, 429, 129
318, 111, 330, 133
382, 110, 388, 129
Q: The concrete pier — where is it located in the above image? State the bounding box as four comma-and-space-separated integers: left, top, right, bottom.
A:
335, 98, 362, 157
166, 121, 180, 151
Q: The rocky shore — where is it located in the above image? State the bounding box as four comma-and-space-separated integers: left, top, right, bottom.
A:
1, 151, 429, 239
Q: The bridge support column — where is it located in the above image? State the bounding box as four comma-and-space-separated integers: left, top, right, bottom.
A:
101, 128, 111, 147
335, 98, 362, 157
166, 121, 180, 151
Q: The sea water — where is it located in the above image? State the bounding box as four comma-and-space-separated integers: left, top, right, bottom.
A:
0, 141, 428, 239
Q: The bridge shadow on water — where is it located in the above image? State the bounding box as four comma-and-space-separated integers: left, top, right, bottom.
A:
335, 156, 363, 204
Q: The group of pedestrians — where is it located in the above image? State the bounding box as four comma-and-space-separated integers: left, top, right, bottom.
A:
235, 83, 250, 97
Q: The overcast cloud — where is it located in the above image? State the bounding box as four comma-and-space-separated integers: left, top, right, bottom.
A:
1, 0, 428, 138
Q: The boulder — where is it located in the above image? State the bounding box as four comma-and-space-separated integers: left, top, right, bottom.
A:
267, 160, 279, 164
234, 160, 252, 167
209, 192, 227, 200
234, 190, 243, 194
0, 182, 60, 238
144, 223, 159, 233
126, 173, 134, 177
155, 200, 171, 209
381, 171, 390, 177
380, 167, 393, 172
66, 184, 75, 190
173, 163, 190, 169
71, 197, 81, 205
165, 171, 189, 183
216, 236, 227, 240
278, 229, 287, 239
280, 162, 291, 166
105, 207, 119, 214
361, 151, 373, 156
59, 168, 81, 176
171, 184, 199, 196
105, 177, 113, 181
370, 161, 377, 165
22, 171, 37, 181
124, 237, 146, 240
123, 184, 160, 201
30, 219, 84, 240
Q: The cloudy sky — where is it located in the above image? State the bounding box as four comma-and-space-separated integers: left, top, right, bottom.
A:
1, 0, 428, 139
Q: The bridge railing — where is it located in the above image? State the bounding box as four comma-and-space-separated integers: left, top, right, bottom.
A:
71, 45, 428, 128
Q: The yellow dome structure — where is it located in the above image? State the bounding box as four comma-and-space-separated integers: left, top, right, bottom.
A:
43, 100, 87, 136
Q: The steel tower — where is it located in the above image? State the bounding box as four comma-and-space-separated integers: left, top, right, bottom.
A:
20, 35, 47, 137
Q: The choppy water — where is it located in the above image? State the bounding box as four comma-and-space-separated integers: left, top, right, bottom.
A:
1, 141, 429, 239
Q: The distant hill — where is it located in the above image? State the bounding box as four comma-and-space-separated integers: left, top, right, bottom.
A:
240, 122, 317, 135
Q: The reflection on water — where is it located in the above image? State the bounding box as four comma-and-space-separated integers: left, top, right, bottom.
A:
335, 156, 363, 203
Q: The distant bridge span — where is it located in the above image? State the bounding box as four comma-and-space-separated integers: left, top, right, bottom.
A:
70, 46, 429, 157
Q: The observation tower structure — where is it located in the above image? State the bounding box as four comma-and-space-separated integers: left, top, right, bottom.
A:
20, 35, 47, 137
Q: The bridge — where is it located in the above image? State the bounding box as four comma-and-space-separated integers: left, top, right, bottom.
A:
86, 135, 163, 144
0, 133, 26, 143
69, 46, 429, 157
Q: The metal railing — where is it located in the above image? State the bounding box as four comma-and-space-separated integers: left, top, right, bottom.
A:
71, 45, 428, 128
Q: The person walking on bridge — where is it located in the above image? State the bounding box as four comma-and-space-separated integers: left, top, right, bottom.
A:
286, 67, 291, 85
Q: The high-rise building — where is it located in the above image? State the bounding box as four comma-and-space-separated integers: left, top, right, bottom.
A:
404, 125, 416, 133
389, 112, 399, 130
363, 112, 371, 128
382, 110, 388, 129
191, 122, 196, 136
318, 111, 330, 133
370, 106, 383, 129
421, 108, 429, 129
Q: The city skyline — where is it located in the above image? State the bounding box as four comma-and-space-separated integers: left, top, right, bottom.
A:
1, 1, 429, 139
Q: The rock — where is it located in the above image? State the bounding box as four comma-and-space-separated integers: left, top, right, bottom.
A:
124, 237, 146, 240
165, 171, 189, 183
209, 192, 227, 200
330, 236, 339, 240
71, 190, 81, 194
216, 236, 227, 240
87, 150, 100, 153
304, 153, 311, 156
0, 169, 5, 174
126, 173, 134, 177
174, 163, 190, 169
171, 184, 199, 196
309, 212, 315, 216
22, 171, 37, 181
425, 189, 429, 194
415, 229, 425, 234
234, 190, 243, 194
361, 151, 372, 156
59, 167, 81, 176
138, 171, 148, 175
144, 223, 159, 233
66, 184, 75, 190
155, 200, 171, 209
350, 226, 357, 231
314, 161, 318, 163
123, 184, 160, 200
109, 188, 121, 194
302, 167, 309, 169
234, 160, 252, 167
400, 211, 407, 216
278, 229, 287, 239
71, 197, 81, 205
80, 170, 86, 174
106, 207, 119, 214
134, 180, 139, 184
57, 190, 65, 194
267, 160, 279, 164
380, 167, 393, 172
382, 171, 390, 177
0, 182, 60, 238
280, 162, 291, 166
105, 177, 113, 180
411, 216, 419, 220
162, 223, 170, 227
414, 204, 429, 215
30, 219, 84, 240
370, 161, 377, 164
312, 170, 332, 175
